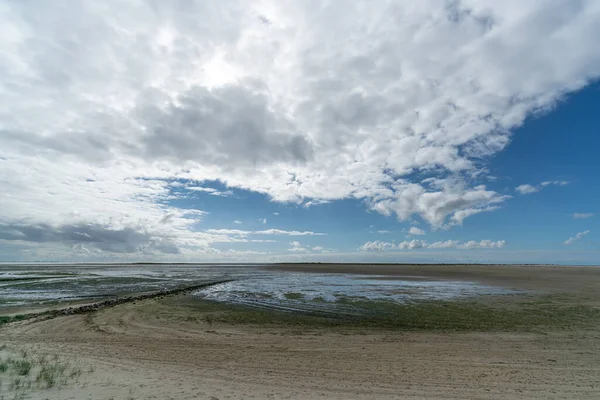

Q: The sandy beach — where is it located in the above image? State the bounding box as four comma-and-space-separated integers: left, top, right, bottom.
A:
1, 264, 600, 399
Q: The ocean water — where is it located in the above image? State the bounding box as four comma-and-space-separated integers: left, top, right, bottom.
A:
0, 264, 522, 314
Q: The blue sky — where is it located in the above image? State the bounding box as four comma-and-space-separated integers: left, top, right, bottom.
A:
0, 1, 599, 264
153, 84, 600, 263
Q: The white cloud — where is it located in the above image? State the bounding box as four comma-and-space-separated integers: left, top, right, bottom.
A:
258, 229, 325, 236
398, 240, 427, 249
188, 186, 234, 197
515, 184, 540, 195
233, 220, 242, 224
427, 240, 460, 249
273, 212, 279, 216
516, 181, 569, 195
360, 239, 506, 251
261, 218, 267, 224
285, 242, 329, 253
564, 230, 590, 245
377, 230, 392, 234
1, 1, 600, 258
371, 181, 510, 228
288, 240, 309, 252
449, 206, 500, 225
358, 241, 396, 252
541, 180, 570, 187
456, 240, 506, 249
303, 199, 331, 208
572, 213, 594, 219
205, 228, 326, 236
408, 227, 425, 236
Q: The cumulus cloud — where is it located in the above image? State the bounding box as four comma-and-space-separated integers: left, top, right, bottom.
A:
137, 84, 313, 167
358, 241, 396, 252
371, 181, 510, 227
449, 206, 500, 225
408, 227, 425, 236
515, 184, 540, 195
456, 240, 506, 249
427, 240, 460, 249
516, 181, 569, 195
359, 239, 506, 251
288, 240, 308, 252
398, 239, 427, 249
572, 213, 594, 219
564, 230, 590, 245
285, 242, 329, 253
1, 0, 600, 257
205, 228, 326, 236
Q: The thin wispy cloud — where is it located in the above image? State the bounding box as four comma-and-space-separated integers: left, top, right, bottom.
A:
541, 181, 570, 187
564, 230, 590, 245
303, 200, 331, 208
572, 213, 594, 219
516, 181, 569, 195
187, 186, 234, 197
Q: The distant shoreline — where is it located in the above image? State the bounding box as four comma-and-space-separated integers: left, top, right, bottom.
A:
2, 261, 598, 267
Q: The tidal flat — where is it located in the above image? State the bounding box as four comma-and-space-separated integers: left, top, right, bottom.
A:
1, 263, 600, 399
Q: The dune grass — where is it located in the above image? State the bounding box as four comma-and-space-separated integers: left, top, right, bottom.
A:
0, 345, 88, 398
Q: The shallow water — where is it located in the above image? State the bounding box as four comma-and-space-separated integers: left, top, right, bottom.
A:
0, 264, 250, 307
194, 271, 522, 316
0, 264, 524, 315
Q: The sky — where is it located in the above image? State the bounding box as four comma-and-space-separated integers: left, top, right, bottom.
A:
0, 0, 599, 264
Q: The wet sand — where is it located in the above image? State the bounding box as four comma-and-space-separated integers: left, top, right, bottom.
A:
1, 264, 600, 399
267, 263, 600, 291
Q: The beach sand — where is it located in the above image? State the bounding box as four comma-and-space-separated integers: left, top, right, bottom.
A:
1, 264, 600, 399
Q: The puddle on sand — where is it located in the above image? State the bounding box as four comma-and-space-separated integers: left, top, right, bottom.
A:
194, 271, 523, 317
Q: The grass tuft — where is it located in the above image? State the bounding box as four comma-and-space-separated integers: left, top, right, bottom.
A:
0, 348, 91, 396
11, 360, 32, 376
